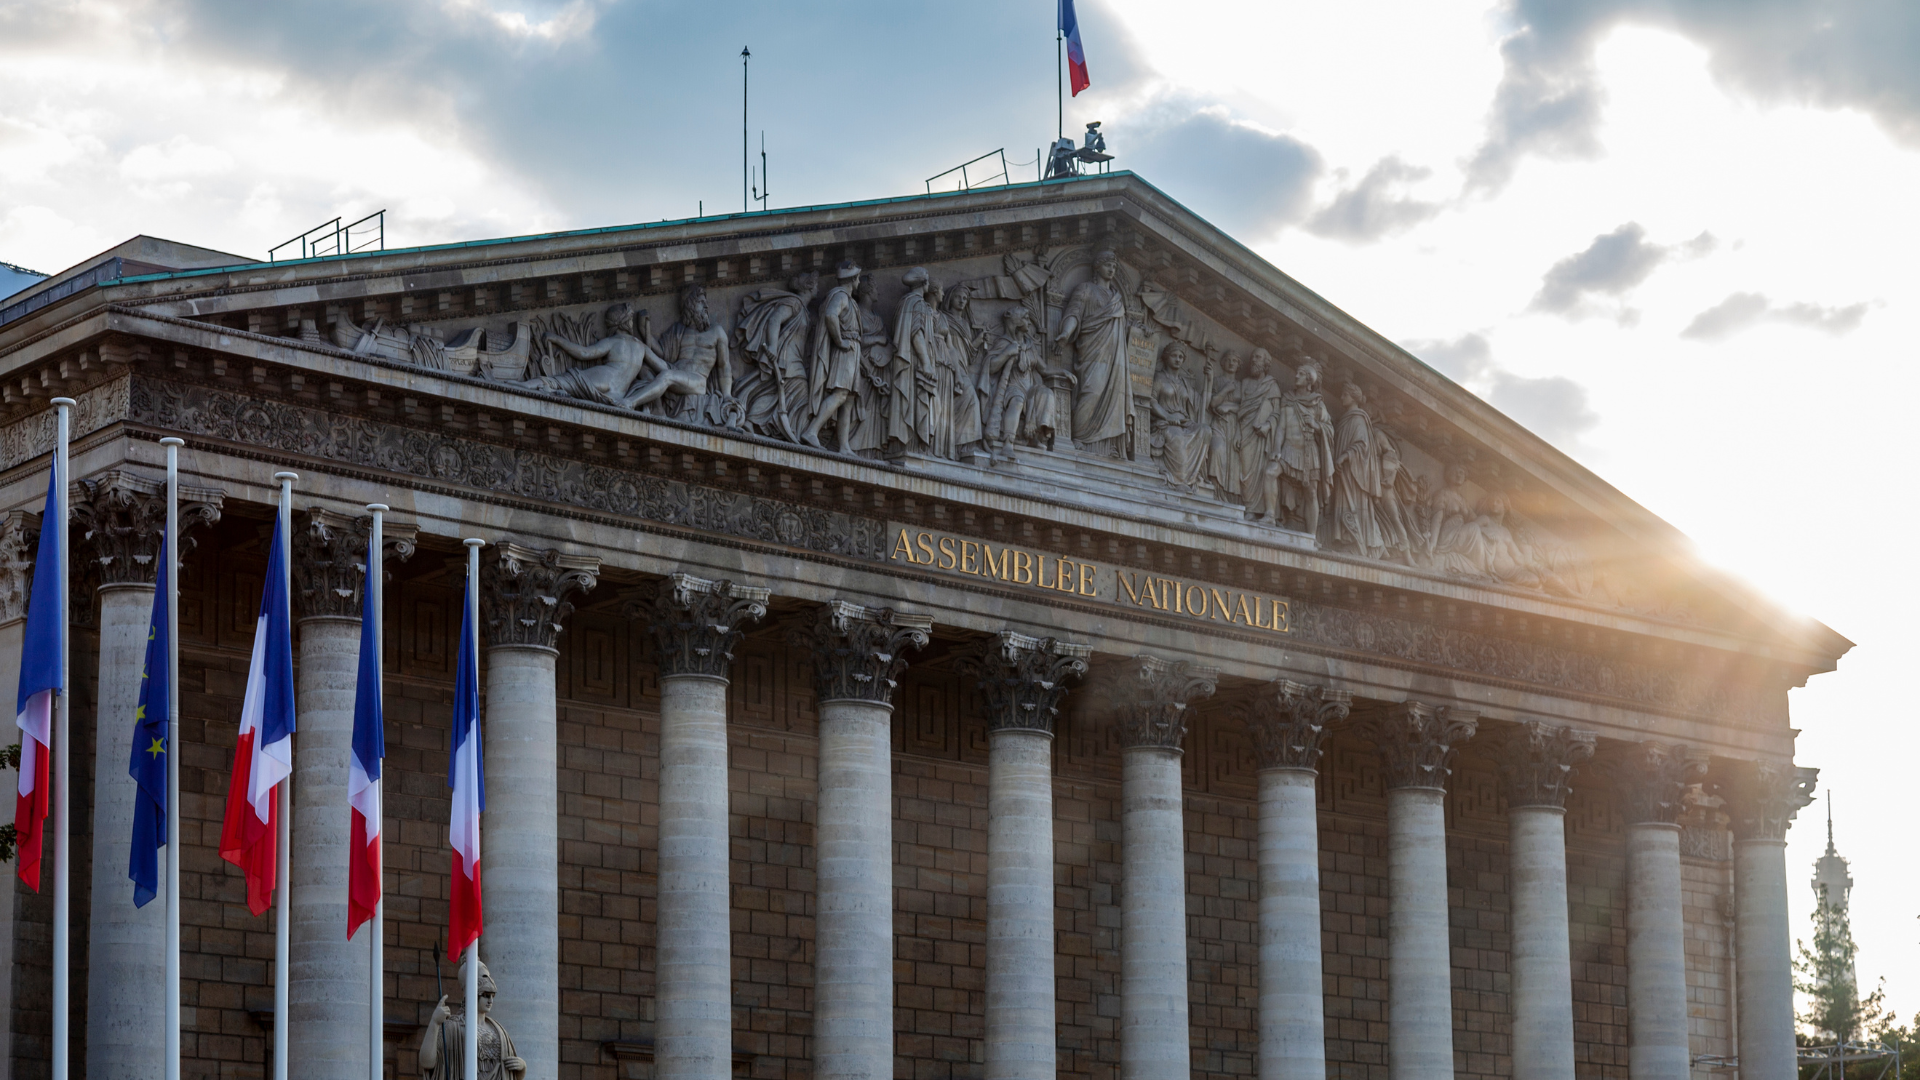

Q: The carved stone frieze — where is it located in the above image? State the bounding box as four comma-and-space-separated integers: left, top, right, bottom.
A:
793, 600, 932, 705
1613, 741, 1709, 826
1679, 826, 1732, 861
1114, 656, 1218, 751
478, 542, 600, 650
0, 511, 36, 625
71, 469, 222, 587
632, 573, 769, 681
954, 632, 1091, 735
1719, 761, 1818, 842
1492, 720, 1597, 809
128, 379, 889, 562
1242, 679, 1353, 772
1358, 702, 1479, 791
1292, 600, 1770, 725
291, 508, 419, 620
0, 377, 131, 472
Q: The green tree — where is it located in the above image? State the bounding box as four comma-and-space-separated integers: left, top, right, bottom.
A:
1795, 883, 1889, 1062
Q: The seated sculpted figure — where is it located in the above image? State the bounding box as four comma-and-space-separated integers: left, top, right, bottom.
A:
630, 283, 735, 418
419, 959, 525, 1080
521, 302, 664, 408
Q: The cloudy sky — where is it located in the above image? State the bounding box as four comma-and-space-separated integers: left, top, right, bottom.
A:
4, 0, 1916, 1020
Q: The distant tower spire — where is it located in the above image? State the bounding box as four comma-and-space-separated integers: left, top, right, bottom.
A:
1812, 793, 1852, 914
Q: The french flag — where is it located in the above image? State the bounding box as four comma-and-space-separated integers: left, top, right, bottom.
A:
346, 525, 383, 938
218, 515, 296, 916
447, 562, 484, 956
13, 462, 62, 891
1060, 0, 1090, 96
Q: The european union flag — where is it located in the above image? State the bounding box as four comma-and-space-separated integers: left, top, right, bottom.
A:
128, 533, 170, 907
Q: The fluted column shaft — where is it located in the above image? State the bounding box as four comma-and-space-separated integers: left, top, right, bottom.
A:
655, 675, 734, 1079
1724, 761, 1815, 1080
85, 583, 162, 1080
1258, 769, 1322, 1080
289, 616, 370, 1079
985, 728, 1054, 1079
1508, 807, 1574, 1079
1626, 823, 1688, 1079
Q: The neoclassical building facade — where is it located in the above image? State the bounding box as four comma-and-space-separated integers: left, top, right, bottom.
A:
0, 173, 1845, 1080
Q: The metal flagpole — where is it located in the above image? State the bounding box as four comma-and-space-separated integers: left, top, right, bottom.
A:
50, 396, 72, 1080
367, 503, 387, 1080
161, 436, 185, 1080
741, 46, 751, 213
463, 538, 482, 1080
1056, 19, 1064, 144
272, 470, 298, 1080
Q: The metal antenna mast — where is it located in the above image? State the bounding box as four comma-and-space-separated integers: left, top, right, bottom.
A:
741, 46, 751, 213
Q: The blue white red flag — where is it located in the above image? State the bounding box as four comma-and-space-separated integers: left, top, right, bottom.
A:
1060, 0, 1090, 96
128, 525, 171, 907
218, 515, 296, 916
13, 462, 62, 891
346, 527, 383, 937
447, 565, 484, 956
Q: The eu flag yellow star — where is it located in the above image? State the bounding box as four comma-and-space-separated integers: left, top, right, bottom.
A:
146, 737, 165, 759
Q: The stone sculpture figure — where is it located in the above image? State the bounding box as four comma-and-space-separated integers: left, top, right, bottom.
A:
1373, 421, 1424, 564
629, 285, 737, 423
1331, 382, 1386, 557
1205, 351, 1244, 502
1053, 249, 1133, 456
419, 959, 526, 1080
885, 268, 937, 456
843, 273, 892, 455
519, 303, 664, 408
1423, 463, 1476, 562
802, 261, 866, 450
981, 305, 1052, 452
1148, 341, 1210, 490
735, 272, 819, 441
1268, 360, 1335, 533
929, 283, 985, 455
1435, 492, 1540, 587
1234, 350, 1284, 520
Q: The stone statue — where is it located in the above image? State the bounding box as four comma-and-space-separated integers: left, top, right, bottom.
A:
885, 267, 937, 456
1148, 341, 1210, 490
1052, 249, 1133, 456
1204, 351, 1243, 502
1435, 492, 1540, 587
1423, 463, 1476, 563
519, 303, 664, 408
930, 282, 985, 456
980, 304, 1052, 453
419, 959, 525, 1080
735, 272, 819, 441
1234, 349, 1284, 520
802, 261, 866, 450
843, 273, 892, 455
629, 285, 736, 423
1331, 381, 1385, 557
1373, 420, 1424, 564
1265, 360, 1335, 533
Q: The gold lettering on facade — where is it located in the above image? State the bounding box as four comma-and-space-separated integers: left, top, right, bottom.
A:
887, 526, 1288, 633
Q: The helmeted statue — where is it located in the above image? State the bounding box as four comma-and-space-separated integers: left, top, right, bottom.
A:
1052, 249, 1133, 456
419, 958, 525, 1080
1266, 360, 1335, 533
803, 261, 867, 450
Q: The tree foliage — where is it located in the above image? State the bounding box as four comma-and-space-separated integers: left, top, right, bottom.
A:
1794, 884, 1887, 1047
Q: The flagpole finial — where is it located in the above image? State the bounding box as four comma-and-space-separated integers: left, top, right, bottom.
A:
366, 503, 389, 513
49, 397, 75, 408
159, 437, 184, 448
272, 471, 299, 483
463, 538, 486, 550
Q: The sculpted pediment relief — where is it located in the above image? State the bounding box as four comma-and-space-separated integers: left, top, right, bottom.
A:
246, 240, 1683, 620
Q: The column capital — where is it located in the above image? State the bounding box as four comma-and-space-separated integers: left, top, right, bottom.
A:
1613, 740, 1709, 825
1115, 656, 1217, 751
0, 510, 38, 626
633, 572, 769, 680
71, 469, 222, 587
794, 600, 931, 705
955, 631, 1090, 736
1244, 679, 1352, 772
1359, 701, 1479, 791
479, 541, 600, 650
1719, 760, 1817, 842
1494, 720, 1597, 809
291, 508, 418, 620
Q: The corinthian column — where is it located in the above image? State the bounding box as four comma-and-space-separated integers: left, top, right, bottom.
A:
1615, 740, 1707, 1080
288, 509, 415, 1080
795, 602, 930, 1080
639, 575, 768, 1080
1720, 760, 1817, 1080
1359, 701, 1477, 1080
1243, 679, 1350, 1080
478, 541, 599, 1080
1114, 656, 1216, 1080
957, 633, 1089, 1080
1493, 721, 1596, 1080
72, 471, 220, 1080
